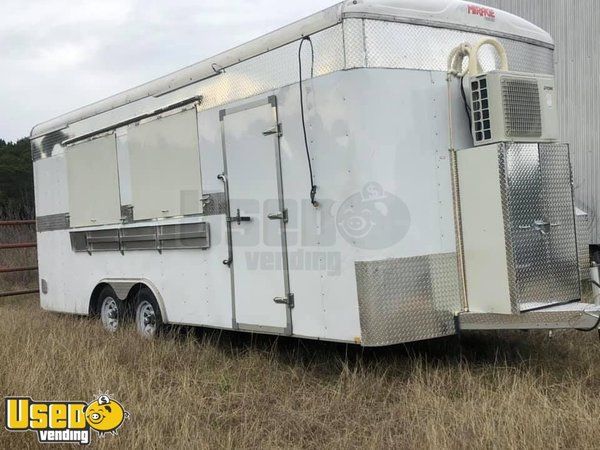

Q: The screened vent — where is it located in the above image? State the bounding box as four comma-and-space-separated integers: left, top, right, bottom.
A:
471, 78, 492, 143
501, 78, 542, 138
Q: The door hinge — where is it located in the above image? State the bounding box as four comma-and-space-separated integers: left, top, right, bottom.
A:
263, 123, 283, 137
274, 293, 294, 308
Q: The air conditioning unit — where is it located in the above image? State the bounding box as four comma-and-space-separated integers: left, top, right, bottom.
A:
469, 71, 559, 146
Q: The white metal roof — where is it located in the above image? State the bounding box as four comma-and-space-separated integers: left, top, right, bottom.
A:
31, 0, 553, 138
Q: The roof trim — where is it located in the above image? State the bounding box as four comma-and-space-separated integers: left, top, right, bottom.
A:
343, 12, 555, 49
31, 4, 343, 139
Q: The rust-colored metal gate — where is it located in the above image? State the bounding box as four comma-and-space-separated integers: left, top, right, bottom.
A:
0, 220, 38, 298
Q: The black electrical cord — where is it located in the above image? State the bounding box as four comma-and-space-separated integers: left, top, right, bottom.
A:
576, 314, 600, 332
299, 36, 318, 207
459, 75, 473, 130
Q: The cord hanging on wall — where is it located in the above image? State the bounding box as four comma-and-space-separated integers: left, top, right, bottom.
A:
298, 36, 318, 208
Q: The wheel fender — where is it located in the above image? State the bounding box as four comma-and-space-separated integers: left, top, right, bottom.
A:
97, 278, 169, 324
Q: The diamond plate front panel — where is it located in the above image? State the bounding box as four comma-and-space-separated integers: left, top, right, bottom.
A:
361, 20, 554, 74
343, 18, 366, 69
503, 143, 580, 308
355, 253, 461, 347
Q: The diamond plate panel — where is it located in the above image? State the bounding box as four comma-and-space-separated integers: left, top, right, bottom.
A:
503, 143, 580, 308
201, 192, 227, 217
539, 144, 581, 298
37, 213, 70, 232
497, 146, 519, 313
197, 24, 345, 114
459, 302, 600, 330
355, 253, 461, 347
362, 20, 554, 74
576, 210, 592, 302
343, 19, 366, 69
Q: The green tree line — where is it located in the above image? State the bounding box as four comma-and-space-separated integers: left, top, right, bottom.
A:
0, 138, 34, 219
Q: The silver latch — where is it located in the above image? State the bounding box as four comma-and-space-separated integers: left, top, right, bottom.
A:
267, 209, 288, 223
263, 123, 283, 137
228, 209, 252, 225
274, 293, 294, 308
519, 220, 560, 235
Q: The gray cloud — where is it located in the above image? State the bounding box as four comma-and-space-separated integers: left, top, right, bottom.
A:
0, 0, 336, 141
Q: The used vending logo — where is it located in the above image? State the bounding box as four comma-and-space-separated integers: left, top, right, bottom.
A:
4, 394, 129, 445
467, 4, 496, 20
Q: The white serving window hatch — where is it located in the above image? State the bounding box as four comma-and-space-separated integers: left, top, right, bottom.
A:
66, 134, 122, 228
127, 107, 203, 221
66, 106, 203, 227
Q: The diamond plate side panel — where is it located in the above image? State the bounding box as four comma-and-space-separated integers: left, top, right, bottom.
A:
37, 213, 70, 232
362, 20, 554, 74
497, 145, 519, 313
355, 253, 461, 347
576, 210, 592, 302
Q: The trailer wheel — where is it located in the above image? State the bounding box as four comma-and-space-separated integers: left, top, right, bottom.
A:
134, 290, 163, 339
98, 287, 127, 333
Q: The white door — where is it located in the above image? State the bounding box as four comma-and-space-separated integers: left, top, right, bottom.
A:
221, 97, 292, 333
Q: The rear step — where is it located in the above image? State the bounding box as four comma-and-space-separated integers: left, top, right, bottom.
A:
458, 302, 600, 331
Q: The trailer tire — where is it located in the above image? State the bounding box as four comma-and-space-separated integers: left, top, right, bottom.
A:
98, 286, 128, 333
134, 289, 163, 339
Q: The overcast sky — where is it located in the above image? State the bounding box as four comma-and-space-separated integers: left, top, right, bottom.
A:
0, 0, 337, 141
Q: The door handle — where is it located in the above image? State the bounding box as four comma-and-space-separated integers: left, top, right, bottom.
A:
228, 209, 252, 225
274, 293, 294, 308
262, 123, 283, 137
267, 209, 288, 223
519, 220, 561, 235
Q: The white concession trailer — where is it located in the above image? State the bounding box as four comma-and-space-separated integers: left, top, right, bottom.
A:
30, 0, 600, 346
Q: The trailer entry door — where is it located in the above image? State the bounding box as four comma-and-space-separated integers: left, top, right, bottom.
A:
221, 97, 292, 334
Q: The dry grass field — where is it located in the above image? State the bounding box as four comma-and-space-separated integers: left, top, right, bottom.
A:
1, 292, 600, 449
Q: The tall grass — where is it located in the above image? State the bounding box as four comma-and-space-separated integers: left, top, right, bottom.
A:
1, 295, 599, 449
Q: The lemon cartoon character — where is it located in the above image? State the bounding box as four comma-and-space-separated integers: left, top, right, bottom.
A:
85, 395, 129, 436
